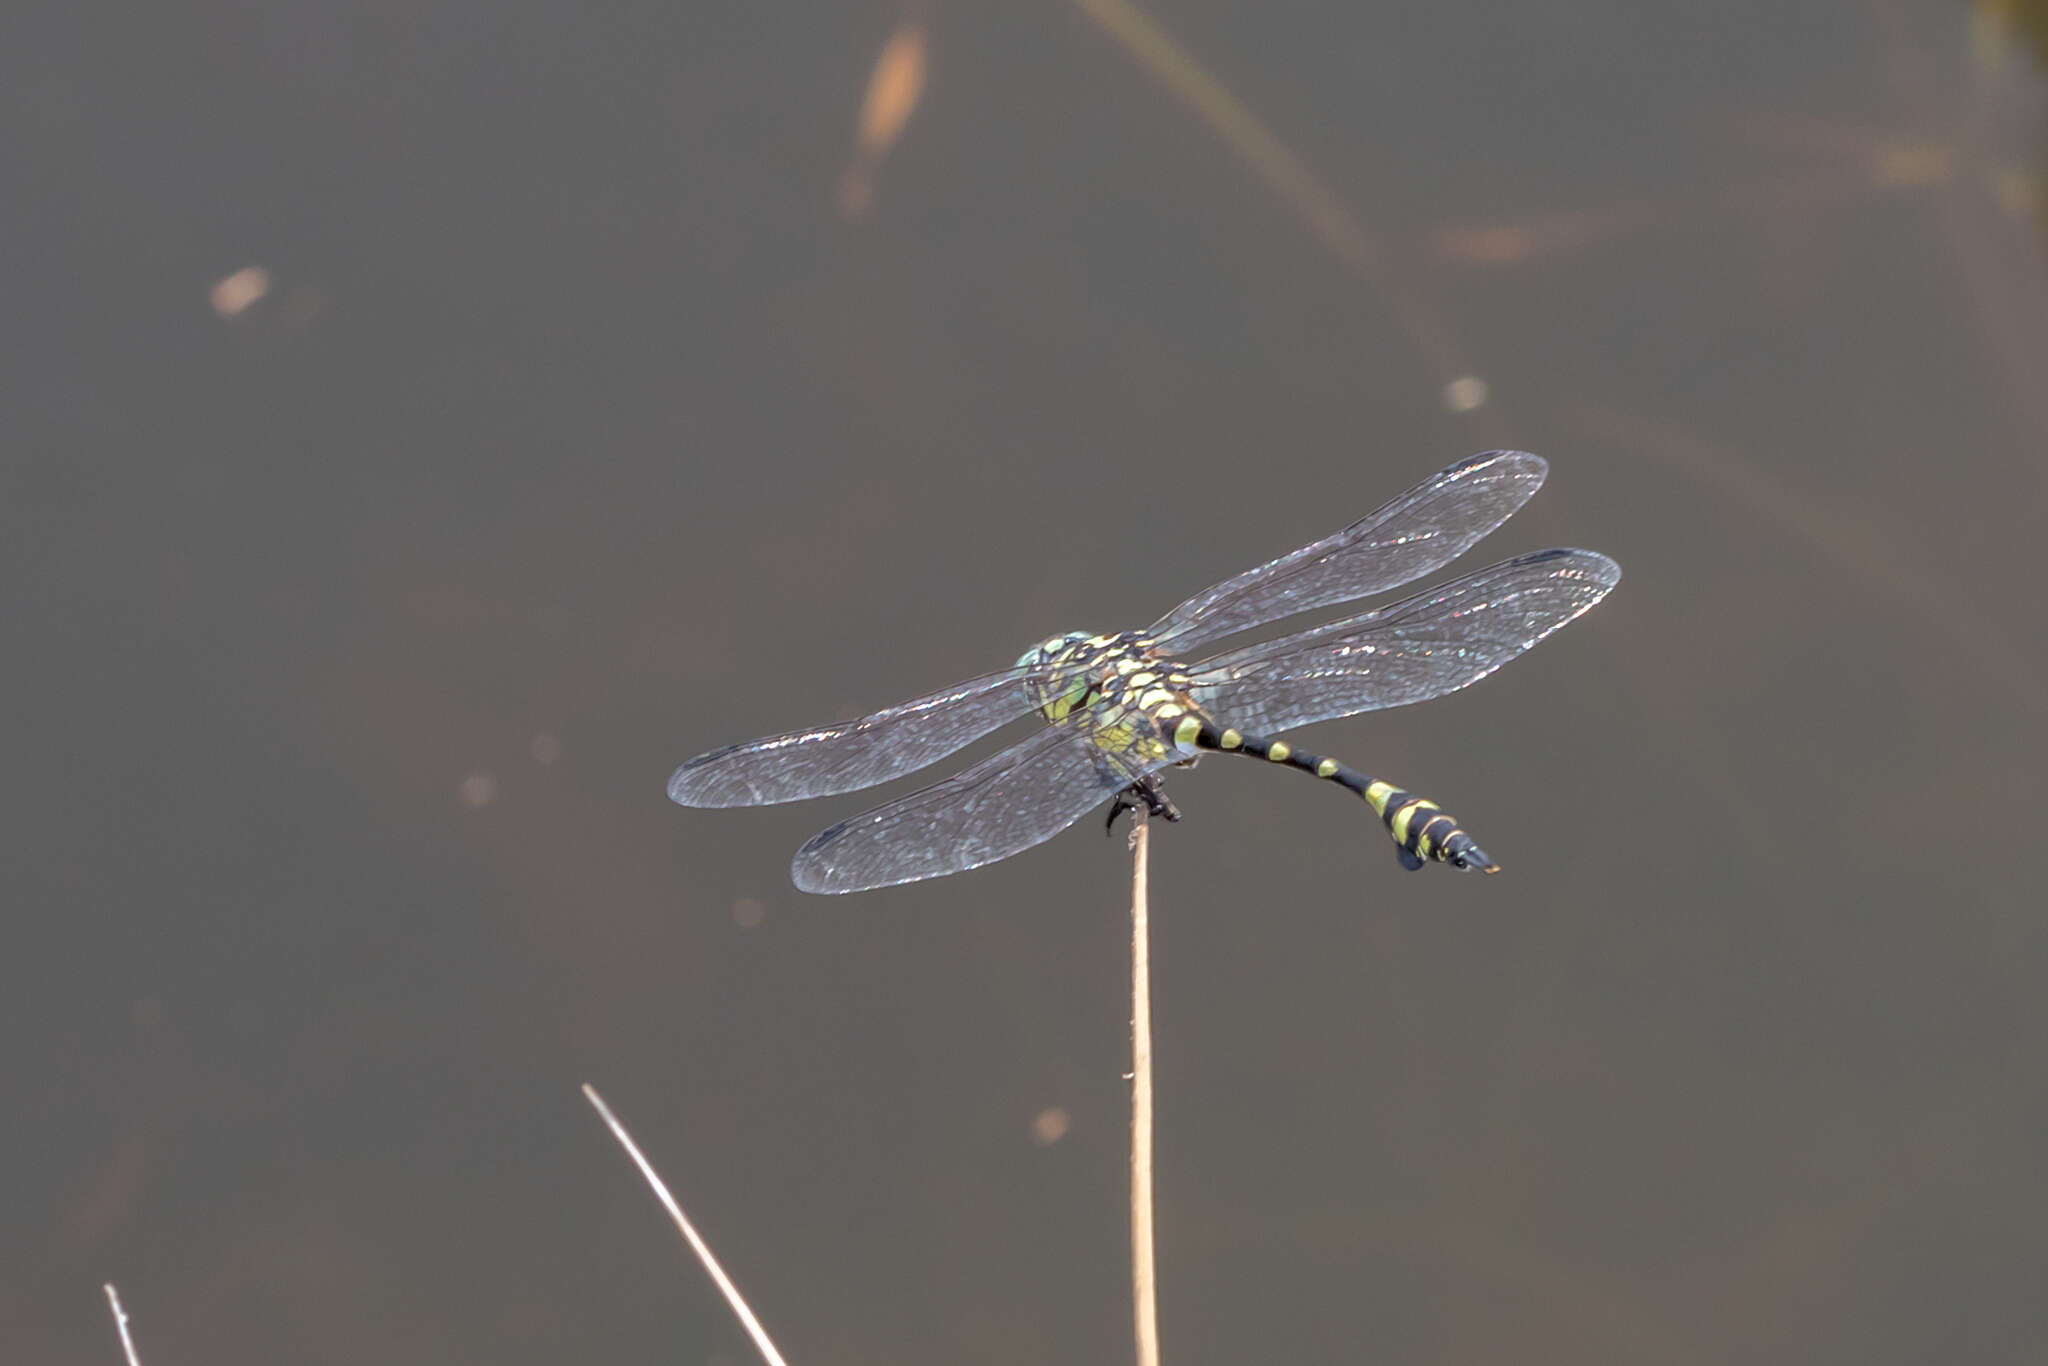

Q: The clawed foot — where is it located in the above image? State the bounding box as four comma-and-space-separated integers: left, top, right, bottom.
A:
1106, 774, 1183, 834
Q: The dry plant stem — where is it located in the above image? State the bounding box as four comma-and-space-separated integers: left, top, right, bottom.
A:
1129, 812, 1161, 1366
103, 1284, 143, 1366
581, 1083, 792, 1366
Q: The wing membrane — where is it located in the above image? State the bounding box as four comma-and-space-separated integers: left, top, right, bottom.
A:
790, 723, 1173, 894
1188, 549, 1620, 735
668, 669, 1040, 807
1148, 450, 1549, 653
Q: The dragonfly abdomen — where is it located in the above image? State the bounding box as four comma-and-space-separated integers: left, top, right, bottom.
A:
1358, 781, 1495, 874
1175, 718, 1498, 874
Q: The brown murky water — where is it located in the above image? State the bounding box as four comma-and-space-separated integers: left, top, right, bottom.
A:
8, 2, 2046, 1361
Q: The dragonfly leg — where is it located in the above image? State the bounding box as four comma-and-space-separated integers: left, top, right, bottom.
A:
1105, 773, 1183, 835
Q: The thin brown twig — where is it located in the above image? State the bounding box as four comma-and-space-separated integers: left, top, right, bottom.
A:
1129, 812, 1160, 1366
582, 1084, 792, 1366
102, 1284, 143, 1366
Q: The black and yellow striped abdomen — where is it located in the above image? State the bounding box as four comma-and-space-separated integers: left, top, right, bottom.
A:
1177, 717, 1498, 874
1356, 780, 1494, 872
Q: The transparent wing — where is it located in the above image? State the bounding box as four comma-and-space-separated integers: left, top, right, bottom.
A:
1147, 450, 1550, 654
668, 668, 1040, 807
790, 723, 1175, 894
1187, 549, 1620, 735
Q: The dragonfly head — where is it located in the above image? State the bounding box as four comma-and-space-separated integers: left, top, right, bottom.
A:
1014, 630, 1094, 673
1016, 630, 1098, 722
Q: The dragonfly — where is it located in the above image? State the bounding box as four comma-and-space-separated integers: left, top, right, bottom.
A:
669, 451, 1619, 894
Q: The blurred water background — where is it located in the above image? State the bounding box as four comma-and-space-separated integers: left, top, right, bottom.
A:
7, 2, 2047, 1361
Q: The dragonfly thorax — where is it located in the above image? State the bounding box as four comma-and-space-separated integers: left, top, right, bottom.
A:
1015, 630, 1201, 739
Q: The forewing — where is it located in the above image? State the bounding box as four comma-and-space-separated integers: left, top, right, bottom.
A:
1188, 549, 1619, 735
790, 723, 1173, 894
1148, 450, 1550, 653
668, 668, 1038, 807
